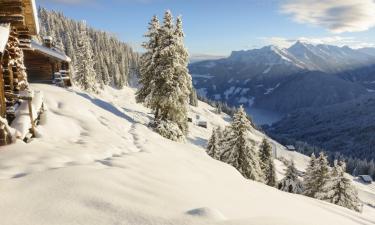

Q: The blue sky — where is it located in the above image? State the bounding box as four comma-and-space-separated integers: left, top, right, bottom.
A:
38, 0, 375, 56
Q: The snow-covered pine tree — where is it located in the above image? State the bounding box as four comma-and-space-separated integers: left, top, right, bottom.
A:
74, 21, 98, 92
216, 103, 222, 114
278, 160, 304, 194
259, 138, 277, 187
136, 15, 160, 104
218, 126, 233, 160
149, 11, 192, 141
319, 161, 362, 212
207, 127, 223, 159
221, 106, 263, 181
313, 152, 331, 200
207, 128, 218, 158
303, 153, 318, 197
189, 88, 198, 107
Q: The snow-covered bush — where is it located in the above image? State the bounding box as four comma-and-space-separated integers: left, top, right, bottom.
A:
150, 119, 185, 142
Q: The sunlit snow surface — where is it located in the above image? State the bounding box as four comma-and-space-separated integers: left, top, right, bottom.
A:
0, 84, 374, 225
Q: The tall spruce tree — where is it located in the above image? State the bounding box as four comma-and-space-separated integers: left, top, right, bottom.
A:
278, 160, 304, 194
320, 161, 362, 212
136, 15, 160, 104
149, 11, 192, 140
303, 153, 318, 197
221, 106, 263, 181
75, 21, 98, 92
259, 138, 277, 187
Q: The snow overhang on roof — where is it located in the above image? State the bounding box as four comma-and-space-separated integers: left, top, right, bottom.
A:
31, 41, 71, 62
0, 23, 10, 54
24, 0, 40, 35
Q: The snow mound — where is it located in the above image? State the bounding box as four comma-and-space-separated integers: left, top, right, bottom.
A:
186, 207, 226, 220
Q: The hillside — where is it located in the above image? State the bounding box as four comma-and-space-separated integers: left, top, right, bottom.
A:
267, 95, 375, 160
0, 84, 374, 225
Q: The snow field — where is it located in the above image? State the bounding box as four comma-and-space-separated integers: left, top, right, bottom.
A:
0, 84, 374, 225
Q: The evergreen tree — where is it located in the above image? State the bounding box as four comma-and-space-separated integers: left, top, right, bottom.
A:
74, 21, 98, 92
303, 153, 318, 197
149, 11, 192, 140
320, 161, 362, 212
221, 106, 263, 181
259, 138, 277, 187
278, 160, 304, 194
207, 127, 221, 159
314, 152, 332, 200
189, 88, 198, 107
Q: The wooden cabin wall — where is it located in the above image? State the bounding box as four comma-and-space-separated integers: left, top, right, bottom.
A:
24, 50, 54, 83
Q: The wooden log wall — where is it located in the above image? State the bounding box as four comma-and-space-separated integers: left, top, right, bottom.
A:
1, 27, 29, 122
24, 50, 55, 82
0, 0, 39, 145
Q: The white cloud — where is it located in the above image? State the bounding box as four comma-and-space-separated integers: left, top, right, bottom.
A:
259, 36, 375, 49
281, 0, 375, 33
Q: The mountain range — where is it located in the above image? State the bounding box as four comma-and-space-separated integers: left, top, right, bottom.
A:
189, 41, 375, 116
189, 41, 375, 160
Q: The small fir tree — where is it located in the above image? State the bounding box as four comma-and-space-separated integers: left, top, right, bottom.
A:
278, 160, 304, 194
314, 152, 331, 200
189, 88, 198, 107
320, 161, 362, 212
259, 138, 277, 187
303, 153, 318, 197
221, 106, 263, 181
207, 127, 222, 159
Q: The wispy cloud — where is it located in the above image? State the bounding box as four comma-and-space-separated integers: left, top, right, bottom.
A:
259, 36, 375, 49
281, 0, 375, 33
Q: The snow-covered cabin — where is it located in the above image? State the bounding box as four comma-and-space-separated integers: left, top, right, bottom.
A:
24, 38, 72, 86
0, 0, 42, 145
286, 145, 296, 151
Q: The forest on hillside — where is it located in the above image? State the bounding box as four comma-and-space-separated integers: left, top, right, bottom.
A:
37, 8, 140, 90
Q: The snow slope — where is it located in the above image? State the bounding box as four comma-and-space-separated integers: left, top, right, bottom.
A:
0, 84, 374, 225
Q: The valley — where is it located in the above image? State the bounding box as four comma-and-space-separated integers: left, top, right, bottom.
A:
190, 42, 375, 170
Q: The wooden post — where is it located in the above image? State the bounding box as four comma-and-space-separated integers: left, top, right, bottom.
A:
27, 99, 35, 137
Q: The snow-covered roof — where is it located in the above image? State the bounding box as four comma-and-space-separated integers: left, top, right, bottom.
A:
0, 23, 10, 54
31, 40, 71, 62
286, 145, 296, 150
